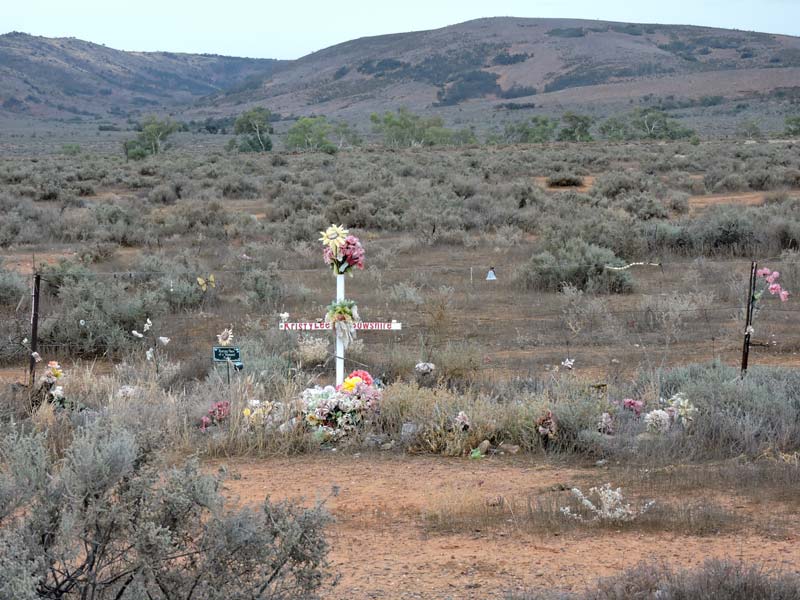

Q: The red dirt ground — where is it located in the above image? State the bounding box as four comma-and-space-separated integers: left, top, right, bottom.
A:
217, 454, 800, 599
688, 191, 766, 213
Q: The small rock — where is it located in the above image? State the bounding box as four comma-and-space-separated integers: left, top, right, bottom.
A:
595, 459, 608, 467
380, 440, 396, 451
477, 440, 491, 455
498, 442, 520, 455
364, 433, 389, 448
400, 422, 419, 442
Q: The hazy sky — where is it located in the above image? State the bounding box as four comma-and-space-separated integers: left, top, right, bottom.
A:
5, 0, 799, 59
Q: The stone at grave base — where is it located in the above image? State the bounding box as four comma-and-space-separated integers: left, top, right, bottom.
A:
364, 433, 389, 448
497, 442, 520, 455
380, 440, 396, 451
400, 422, 419, 443
477, 440, 491, 455
415, 372, 437, 389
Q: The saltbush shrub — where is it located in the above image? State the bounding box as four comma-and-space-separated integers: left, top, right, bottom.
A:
514, 239, 633, 293
0, 423, 331, 599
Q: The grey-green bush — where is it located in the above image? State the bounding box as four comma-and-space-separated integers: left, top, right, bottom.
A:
0, 423, 331, 599
514, 239, 633, 293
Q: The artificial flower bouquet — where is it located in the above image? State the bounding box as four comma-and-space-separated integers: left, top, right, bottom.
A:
325, 298, 360, 348
301, 370, 382, 442
319, 224, 365, 276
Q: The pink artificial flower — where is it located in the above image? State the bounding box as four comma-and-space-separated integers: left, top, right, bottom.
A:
347, 369, 374, 386
623, 398, 644, 416
200, 416, 211, 431
768, 283, 782, 296
756, 267, 772, 278
766, 271, 780, 284
780, 289, 790, 302
340, 235, 365, 270
323, 246, 334, 265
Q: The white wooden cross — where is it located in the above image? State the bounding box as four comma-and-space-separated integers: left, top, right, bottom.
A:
279, 274, 402, 385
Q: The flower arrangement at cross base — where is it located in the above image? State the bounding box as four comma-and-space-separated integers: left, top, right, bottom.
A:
319, 224, 365, 276
301, 370, 382, 442
33, 360, 78, 411
325, 299, 360, 348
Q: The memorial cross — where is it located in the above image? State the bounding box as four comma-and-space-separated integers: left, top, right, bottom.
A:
280, 273, 401, 385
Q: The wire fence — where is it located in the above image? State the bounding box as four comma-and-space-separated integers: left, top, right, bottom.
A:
2, 254, 799, 384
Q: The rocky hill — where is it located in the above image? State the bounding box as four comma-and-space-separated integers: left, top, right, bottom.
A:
0, 32, 286, 119
195, 17, 800, 122
3, 18, 800, 125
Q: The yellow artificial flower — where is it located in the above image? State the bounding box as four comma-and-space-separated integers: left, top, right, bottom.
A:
319, 224, 349, 251
306, 413, 321, 425
243, 408, 252, 418
340, 376, 362, 393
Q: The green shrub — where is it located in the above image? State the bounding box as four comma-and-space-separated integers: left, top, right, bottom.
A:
514, 239, 633, 293
0, 423, 331, 599
242, 265, 284, 308
0, 264, 26, 307
547, 173, 584, 187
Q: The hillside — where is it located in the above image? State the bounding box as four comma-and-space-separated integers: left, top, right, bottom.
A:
0, 32, 287, 120
197, 17, 800, 123
2, 18, 800, 128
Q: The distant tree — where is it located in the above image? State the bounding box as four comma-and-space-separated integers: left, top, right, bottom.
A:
233, 107, 274, 152
286, 117, 337, 153
629, 108, 694, 140
557, 112, 594, 142
121, 115, 177, 160
450, 127, 478, 146
370, 107, 460, 147
786, 116, 800, 137
736, 119, 763, 141
138, 115, 178, 155
330, 120, 362, 149
598, 117, 632, 141
285, 117, 362, 153
503, 116, 558, 143
122, 139, 148, 161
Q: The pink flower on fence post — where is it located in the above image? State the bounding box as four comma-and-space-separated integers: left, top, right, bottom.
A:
766, 271, 781, 284
756, 267, 771, 278
768, 283, 782, 296
780, 289, 790, 302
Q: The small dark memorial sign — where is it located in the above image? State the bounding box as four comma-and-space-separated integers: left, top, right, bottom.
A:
212, 346, 241, 362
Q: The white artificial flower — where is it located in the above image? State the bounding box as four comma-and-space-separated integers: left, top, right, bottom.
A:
51, 386, 64, 400
279, 312, 290, 321
22, 338, 28, 345
158, 336, 170, 346
745, 325, 754, 335
644, 409, 671, 434
31, 351, 42, 363
248, 399, 262, 408
561, 358, 575, 370
132, 330, 144, 338
143, 318, 152, 332
79, 319, 86, 327
145, 348, 155, 361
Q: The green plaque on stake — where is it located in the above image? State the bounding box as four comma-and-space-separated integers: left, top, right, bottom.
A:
213, 346, 241, 362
